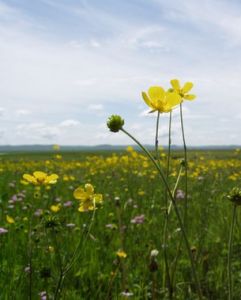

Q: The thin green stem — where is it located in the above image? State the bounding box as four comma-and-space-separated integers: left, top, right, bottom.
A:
163, 111, 172, 299
180, 103, 188, 227
228, 205, 236, 300
120, 128, 202, 300
64, 209, 96, 275
155, 112, 160, 162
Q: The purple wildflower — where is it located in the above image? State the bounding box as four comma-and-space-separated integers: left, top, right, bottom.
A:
131, 214, 145, 224
0, 227, 8, 235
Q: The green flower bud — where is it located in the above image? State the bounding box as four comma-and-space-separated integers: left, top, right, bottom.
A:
107, 115, 124, 132
227, 187, 241, 206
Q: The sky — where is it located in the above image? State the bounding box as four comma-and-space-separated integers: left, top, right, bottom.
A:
0, 0, 241, 146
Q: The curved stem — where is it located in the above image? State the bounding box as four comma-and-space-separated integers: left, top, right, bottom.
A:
120, 128, 202, 299
228, 205, 236, 300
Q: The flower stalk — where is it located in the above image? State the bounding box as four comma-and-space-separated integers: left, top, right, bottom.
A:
120, 127, 202, 299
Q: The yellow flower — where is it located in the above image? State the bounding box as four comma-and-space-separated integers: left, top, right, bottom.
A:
6, 215, 15, 224
22, 171, 59, 185
142, 86, 181, 113
116, 249, 127, 258
73, 183, 103, 212
50, 204, 61, 213
53, 144, 60, 151
170, 79, 196, 100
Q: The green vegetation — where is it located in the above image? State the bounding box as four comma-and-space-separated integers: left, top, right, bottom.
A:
0, 148, 240, 299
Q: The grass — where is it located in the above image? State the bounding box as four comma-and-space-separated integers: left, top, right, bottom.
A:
0, 148, 240, 299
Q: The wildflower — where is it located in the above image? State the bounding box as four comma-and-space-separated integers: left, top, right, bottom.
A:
66, 223, 75, 228
0, 227, 8, 234
131, 214, 145, 224
53, 144, 60, 151
50, 204, 61, 213
120, 290, 134, 297
142, 86, 181, 113
39, 291, 47, 300
175, 189, 185, 200
34, 209, 43, 217
73, 183, 103, 212
63, 200, 72, 207
22, 171, 59, 185
6, 215, 15, 224
116, 249, 127, 258
170, 79, 196, 100
150, 249, 159, 257
107, 115, 124, 132
227, 187, 241, 205
149, 249, 159, 272
105, 223, 118, 229
48, 246, 54, 253
24, 266, 31, 273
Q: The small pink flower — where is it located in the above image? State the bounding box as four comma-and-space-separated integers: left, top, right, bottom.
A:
131, 214, 145, 224
63, 201, 72, 207
175, 189, 185, 200
0, 228, 8, 235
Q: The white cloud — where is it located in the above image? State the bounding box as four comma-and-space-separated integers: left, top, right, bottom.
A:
0, 107, 5, 117
0, 0, 240, 145
16, 109, 31, 116
59, 119, 81, 127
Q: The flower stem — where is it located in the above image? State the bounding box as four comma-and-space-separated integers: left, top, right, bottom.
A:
64, 210, 96, 275
120, 128, 202, 299
163, 111, 172, 298
180, 103, 188, 227
228, 205, 236, 300
155, 112, 160, 162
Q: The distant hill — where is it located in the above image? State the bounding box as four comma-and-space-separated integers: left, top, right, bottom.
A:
0, 144, 240, 153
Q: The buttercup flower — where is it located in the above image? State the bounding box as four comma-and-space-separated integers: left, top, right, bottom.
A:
6, 215, 15, 224
22, 171, 59, 185
73, 183, 103, 212
170, 79, 196, 100
116, 249, 127, 258
142, 86, 181, 113
50, 204, 61, 213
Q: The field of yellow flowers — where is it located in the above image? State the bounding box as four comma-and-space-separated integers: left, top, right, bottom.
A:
0, 148, 240, 299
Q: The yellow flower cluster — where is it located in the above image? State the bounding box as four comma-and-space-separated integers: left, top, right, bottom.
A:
22, 171, 59, 185
73, 183, 103, 212
142, 78, 196, 113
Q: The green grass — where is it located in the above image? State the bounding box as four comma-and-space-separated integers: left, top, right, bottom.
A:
0, 149, 240, 299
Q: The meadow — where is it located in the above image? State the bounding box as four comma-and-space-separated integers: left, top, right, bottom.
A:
0, 147, 240, 299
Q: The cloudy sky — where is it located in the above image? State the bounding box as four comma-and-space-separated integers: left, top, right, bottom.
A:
0, 0, 241, 146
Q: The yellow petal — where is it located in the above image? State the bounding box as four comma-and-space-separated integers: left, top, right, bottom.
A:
93, 194, 103, 204
6, 215, 15, 224
170, 79, 181, 91
166, 92, 182, 107
142, 92, 154, 109
46, 174, 59, 184
183, 94, 196, 100
23, 174, 37, 184
182, 82, 193, 93
50, 204, 61, 213
33, 171, 47, 182
85, 183, 94, 194
148, 86, 165, 101
116, 250, 127, 258
73, 187, 86, 200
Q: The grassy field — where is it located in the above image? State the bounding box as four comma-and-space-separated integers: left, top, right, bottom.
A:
0, 148, 240, 299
